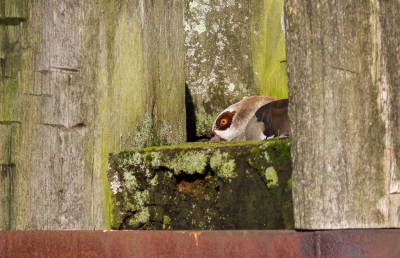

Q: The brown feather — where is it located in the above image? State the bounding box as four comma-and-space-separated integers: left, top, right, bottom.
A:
249, 99, 289, 139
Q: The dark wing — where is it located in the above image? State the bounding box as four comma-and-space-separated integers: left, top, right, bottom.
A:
255, 99, 289, 137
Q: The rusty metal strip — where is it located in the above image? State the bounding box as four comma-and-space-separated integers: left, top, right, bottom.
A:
0, 230, 400, 257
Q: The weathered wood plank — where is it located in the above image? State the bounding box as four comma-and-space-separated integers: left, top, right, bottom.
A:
0, 0, 185, 230
285, 0, 400, 229
85, 0, 186, 230
0, 124, 11, 230
184, 0, 287, 138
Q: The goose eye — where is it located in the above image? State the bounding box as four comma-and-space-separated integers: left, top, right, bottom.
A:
214, 110, 236, 130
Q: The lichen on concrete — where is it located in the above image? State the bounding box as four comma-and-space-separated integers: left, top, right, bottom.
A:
126, 207, 150, 228
164, 149, 212, 175
265, 167, 279, 187
123, 171, 139, 191
108, 138, 293, 230
210, 150, 237, 179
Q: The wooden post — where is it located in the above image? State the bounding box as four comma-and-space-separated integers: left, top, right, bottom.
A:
184, 0, 287, 138
285, 0, 400, 229
0, 0, 185, 230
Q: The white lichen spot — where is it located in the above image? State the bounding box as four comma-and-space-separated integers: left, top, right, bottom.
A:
228, 83, 235, 92
160, 120, 173, 144
187, 48, 196, 57
201, 58, 207, 63
132, 207, 150, 226
110, 175, 122, 195
212, 23, 220, 32
145, 169, 152, 178
149, 152, 162, 167
131, 108, 154, 149
124, 172, 139, 190
226, 0, 235, 7
189, 1, 199, 10
265, 167, 279, 187
166, 150, 211, 175
185, 36, 191, 46
125, 152, 142, 166
231, 24, 238, 31
254, 31, 259, 35
216, 41, 225, 50
210, 70, 217, 78
244, 55, 248, 59
133, 190, 150, 209
195, 21, 206, 34
184, 22, 191, 32
210, 150, 238, 179
217, 32, 223, 39
148, 174, 159, 187
214, 56, 222, 66
263, 152, 272, 162
238, 83, 250, 97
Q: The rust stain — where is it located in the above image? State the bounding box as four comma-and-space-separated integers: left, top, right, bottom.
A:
1, 230, 400, 257
176, 179, 206, 200
194, 233, 199, 247
188, 232, 202, 247
176, 231, 203, 247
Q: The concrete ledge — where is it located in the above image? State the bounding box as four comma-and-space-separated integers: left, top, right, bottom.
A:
107, 139, 292, 230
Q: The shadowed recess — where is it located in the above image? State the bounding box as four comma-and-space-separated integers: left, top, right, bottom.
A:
185, 84, 197, 142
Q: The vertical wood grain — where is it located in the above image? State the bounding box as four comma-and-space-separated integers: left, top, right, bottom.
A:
286, 0, 400, 229
0, 0, 185, 230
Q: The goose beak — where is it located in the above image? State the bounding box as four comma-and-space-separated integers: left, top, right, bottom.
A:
209, 133, 221, 142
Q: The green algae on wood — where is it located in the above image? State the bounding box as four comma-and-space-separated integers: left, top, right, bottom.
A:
108, 138, 293, 230
0, 0, 185, 231
184, 0, 288, 137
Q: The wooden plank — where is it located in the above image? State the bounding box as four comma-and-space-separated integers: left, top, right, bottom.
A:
285, 0, 400, 229
0, 124, 11, 230
0, 0, 186, 230
184, 0, 288, 138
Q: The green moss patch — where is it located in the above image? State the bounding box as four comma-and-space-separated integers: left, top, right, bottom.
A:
108, 138, 293, 230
